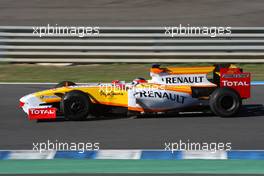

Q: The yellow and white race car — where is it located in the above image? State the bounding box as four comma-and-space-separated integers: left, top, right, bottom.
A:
19, 64, 251, 120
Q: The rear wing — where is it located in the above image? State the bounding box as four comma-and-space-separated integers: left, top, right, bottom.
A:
220, 68, 251, 99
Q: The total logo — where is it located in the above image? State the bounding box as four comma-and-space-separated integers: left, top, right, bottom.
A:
29, 109, 55, 115
222, 80, 249, 86
28, 108, 56, 120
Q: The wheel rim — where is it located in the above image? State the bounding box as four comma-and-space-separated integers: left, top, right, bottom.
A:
220, 95, 235, 111
66, 97, 85, 114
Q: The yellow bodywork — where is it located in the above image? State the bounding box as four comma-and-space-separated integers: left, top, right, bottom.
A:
33, 83, 195, 109
150, 66, 215, 75
166, 66, 215, 74
33, 85, 129, 107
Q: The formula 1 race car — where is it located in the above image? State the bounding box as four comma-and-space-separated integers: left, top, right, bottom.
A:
20, 64, 251, 120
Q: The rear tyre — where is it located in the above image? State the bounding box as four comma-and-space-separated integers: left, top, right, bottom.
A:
209, 88, 241, 117
61, 90, 90, 120
55, 81, 76, 88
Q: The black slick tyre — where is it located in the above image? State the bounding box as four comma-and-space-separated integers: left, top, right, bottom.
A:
209, 88, 241, 117
61, 90, 90, 120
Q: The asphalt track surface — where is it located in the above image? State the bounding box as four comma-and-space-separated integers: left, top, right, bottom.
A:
0, 0, 264, 26
0, 84, 263, 150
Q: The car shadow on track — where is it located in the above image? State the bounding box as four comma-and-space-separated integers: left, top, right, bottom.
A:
235, 104, 264, 118
138, 104, 264, 119
37, 113, 126, 123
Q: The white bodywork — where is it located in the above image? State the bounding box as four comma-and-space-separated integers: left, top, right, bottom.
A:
126, 71, 215, 111
128, 87, 199, 111
149, 72, 215, 86
20, 94, 51, 115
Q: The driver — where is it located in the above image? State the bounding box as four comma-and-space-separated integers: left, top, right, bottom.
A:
132, 77, 147, 85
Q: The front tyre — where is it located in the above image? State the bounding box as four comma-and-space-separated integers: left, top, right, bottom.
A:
61, 90, 90, 120
209, 88, 241, 117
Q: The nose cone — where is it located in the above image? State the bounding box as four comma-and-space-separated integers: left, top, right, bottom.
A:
20, 94, 32, 114
19, 94, 43, 114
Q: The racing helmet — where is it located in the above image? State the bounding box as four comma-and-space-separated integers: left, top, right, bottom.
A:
132, 77, 147, 85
